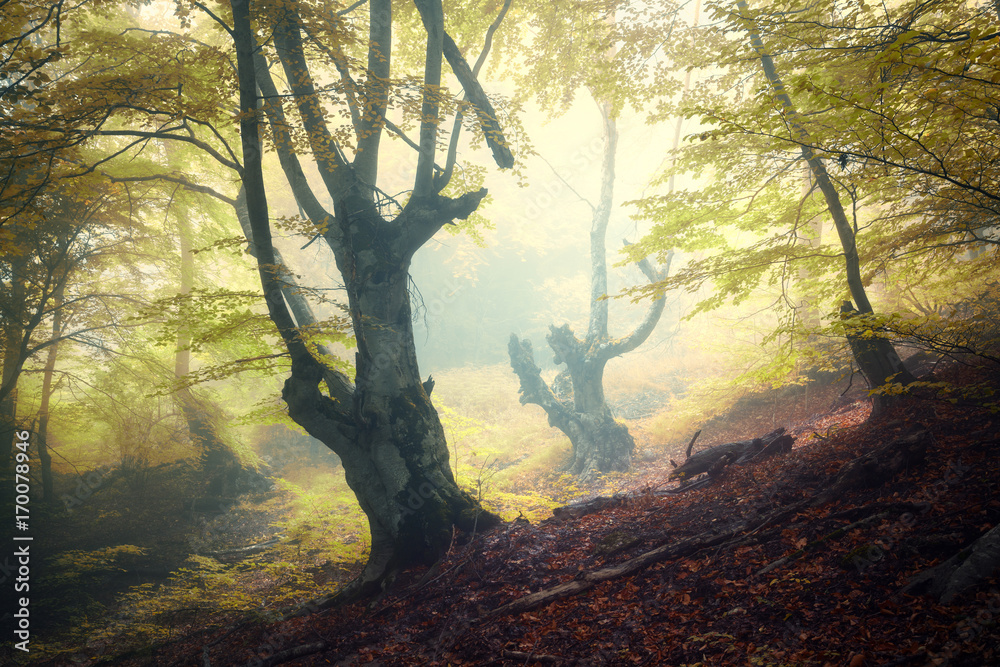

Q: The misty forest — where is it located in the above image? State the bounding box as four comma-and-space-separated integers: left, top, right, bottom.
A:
3, 0, 1000, 664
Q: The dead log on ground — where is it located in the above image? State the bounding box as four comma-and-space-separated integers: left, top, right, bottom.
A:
484, 485, 926, 620
485, 430, 934, 622
481, 498, 812, 620
669, 427, 794, 482
205, 536, 283, 560
245, 641, 327, 667
551, 494, 627, 522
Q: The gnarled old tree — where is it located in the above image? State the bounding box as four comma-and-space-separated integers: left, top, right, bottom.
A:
508, 98, 669, 480
228, 0, 513, 601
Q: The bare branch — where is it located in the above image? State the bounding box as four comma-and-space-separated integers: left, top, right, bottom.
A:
106, 173, 235, 206
412, 0, 444, 197
436, 0, 512, 191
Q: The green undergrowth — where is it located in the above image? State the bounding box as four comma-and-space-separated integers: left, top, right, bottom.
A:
29, 464, 368, 663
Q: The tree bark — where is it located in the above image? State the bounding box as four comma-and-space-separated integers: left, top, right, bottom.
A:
737, 0, 914, 416
905, 523, 1000, 604
668, 427, 793, 482
509, 102, 667, 480
230, 0, 503, 604
0, 253, 28, 476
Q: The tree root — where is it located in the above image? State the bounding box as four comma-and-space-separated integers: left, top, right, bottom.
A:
903, 523, 1000, 603
810, 426, 930, 507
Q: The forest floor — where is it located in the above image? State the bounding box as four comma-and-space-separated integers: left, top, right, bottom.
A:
38, 358, 1000, 667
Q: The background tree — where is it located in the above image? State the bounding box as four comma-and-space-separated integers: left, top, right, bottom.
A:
734, 0, 915, 415
507, 98, 669, 477
621, 0, 998, 409
0, 178, 140, 477
504, 2, 675, 478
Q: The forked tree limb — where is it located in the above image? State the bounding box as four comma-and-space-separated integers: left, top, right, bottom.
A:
442, 32, 515, 170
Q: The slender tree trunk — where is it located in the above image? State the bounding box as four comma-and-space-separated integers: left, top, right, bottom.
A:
0, 254, 27, 476
172, 210, 232, 474
36, 282, 65, 505
796, 164, 824, 332
737, 0, 914, 416
0, 333, 21, 487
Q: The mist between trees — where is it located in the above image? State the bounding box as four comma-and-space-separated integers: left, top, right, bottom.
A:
1, 0, 999, 659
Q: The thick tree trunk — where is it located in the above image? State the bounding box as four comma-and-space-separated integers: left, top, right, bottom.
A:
840, 301, 915, 415
549, 325, 635, 477
509, 331, 635, 480
280, 199, 501, 603
231, 0, 500, 605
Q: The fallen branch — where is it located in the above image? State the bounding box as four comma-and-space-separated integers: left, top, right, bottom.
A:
551, 494, 627, 522
501, 649, 565, 663
483, 442, 935, 620
205, 536, 282, 559
664, 476, 713, 495
250, 642, 327, 667
755, 511, 892, 578
481, 500, 810, 620
810, 427, 931, 507
669, 428, 793, 482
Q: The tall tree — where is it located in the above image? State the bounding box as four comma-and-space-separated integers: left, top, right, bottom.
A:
0, 180, 134, 476
10, 0, 514, 601
170, 197, 255, 494
503, 2, 675, 478
228, 0, 514, 601
735, 0, 915, 414
35, 280, 65, 506
621, 0, 999, 407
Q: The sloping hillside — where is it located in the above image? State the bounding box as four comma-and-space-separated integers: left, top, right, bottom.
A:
42, 361, 1000, 666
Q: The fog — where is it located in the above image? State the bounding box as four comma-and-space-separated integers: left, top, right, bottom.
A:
5, 0, 999, 659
